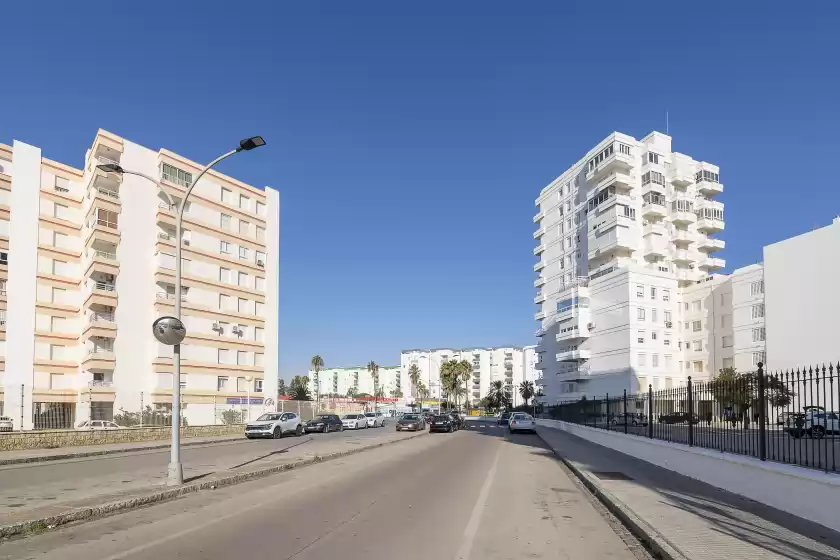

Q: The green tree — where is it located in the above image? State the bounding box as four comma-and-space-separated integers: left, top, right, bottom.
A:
346, 386, 358, 399
277, 378, 287, 397
367, 361, 379, 412
408, 363, 422, 403
439, 360, 460, 410
519, 380, 535, 406
390, 389, 404, 399
486, 380, 510, 412
311, 355, 324, 409
220, 408, 244, 425
289, 375, 311, 401
709, 367, 792, 421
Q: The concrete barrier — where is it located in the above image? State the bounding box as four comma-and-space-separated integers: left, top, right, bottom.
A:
537, 418, 840, 533
0, 424, 244, 451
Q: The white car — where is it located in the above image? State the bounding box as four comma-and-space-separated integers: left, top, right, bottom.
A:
76, 420, 123, 430
508, 413, 537, 434
364, 412, 386, 428
342, 414, 367, 430
245, 412, 303, 439
0, 416, 14, 432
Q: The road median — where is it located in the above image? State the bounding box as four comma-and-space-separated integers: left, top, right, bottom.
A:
0, 430, 427, 540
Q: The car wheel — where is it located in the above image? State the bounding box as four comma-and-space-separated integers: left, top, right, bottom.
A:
295, 424, 303, 437
812, 426, 826, 439
245, 435, 253, 439
273, 427, 282, 439
323, 424, 329, 434
339, 425, 344, 432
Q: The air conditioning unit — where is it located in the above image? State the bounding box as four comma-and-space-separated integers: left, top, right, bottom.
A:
257, 260, 265, 267
183, 239, 190, 246
665, 321, 673, 328
232, 326, 242, 335
105, 274, 115, 282
587, 322, 596, 330
212, 322, 221, 332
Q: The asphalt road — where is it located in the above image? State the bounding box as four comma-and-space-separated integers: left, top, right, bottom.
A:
0, 424, 406, 520
0, 420, 651, 560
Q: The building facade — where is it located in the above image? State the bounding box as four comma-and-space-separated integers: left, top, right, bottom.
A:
534, 131, 727, 402
308, 365, 402, 399
400, 346, 539, 407
0, 130, 279, 429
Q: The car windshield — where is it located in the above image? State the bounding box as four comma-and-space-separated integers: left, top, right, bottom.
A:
365, 413, 376, 417
433, 415, 449, 421
512, 414, 528, 420
402, 414, 419, 420
315, 415, 331, 420
501, 412, 511, 418
343, 414, 358, 419
257, 414, 282, 421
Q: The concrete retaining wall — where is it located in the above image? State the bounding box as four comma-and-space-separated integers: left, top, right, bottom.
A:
537, 419, 840, 532
0, 424, 243, 451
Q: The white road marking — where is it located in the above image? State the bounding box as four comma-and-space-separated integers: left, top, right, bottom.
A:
479, 425, 486, 428
455, 441, 502, 560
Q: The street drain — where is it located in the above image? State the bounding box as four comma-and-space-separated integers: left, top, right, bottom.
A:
592, 471, 632, 481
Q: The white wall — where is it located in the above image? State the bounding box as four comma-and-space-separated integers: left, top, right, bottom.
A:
730, 264, 765, 372
6, 141, 41, 429
262, 187, 280, 404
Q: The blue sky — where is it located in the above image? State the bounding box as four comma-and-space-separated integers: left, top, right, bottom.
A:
3, 1, 837, 379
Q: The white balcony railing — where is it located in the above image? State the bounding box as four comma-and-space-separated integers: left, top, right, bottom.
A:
158, 232, 173, 241
156, 292, 188, 302
96, 187, 119, 199
54, 185, 70, 193
87, 346, 114, 355
88, 380, 114, 388
89, 312, 116, 323
159, 201, 175, 211
89, 281, 116, 292
91, 250, 117, 261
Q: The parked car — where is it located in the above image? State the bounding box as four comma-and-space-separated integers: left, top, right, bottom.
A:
611, 413, 648, 427
658, 412, 699, 424
342, 413, 367, 430
305, 414, 344, 433
498, 411, 512, 426
365, 412, 386, 428
76, 420, 124, 430
245, 412, 303, 439
396, 413, 426, 432
0, 416, 14, 432
430, 414, 456, 433
789, 409, 839, 439
509, 413, 537, 434
448, 412, 464, 430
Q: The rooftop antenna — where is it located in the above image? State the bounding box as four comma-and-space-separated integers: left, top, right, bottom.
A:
666, 110, 670, 134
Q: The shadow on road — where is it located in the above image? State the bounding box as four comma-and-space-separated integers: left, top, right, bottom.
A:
184, 437, 315, 483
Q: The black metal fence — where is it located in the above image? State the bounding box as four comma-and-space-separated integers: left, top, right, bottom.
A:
546, 363, 839, 474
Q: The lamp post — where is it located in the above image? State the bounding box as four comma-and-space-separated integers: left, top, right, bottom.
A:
244, 375, 253, 423
100, 136, 265, 486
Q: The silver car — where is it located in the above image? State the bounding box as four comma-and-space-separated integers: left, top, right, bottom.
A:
245, 412, 303, 439
508, 413, 537, 434
364, 412, 386, 428
342, 414, 367, 430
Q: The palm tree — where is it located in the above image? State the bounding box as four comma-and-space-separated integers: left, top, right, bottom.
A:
408, 363, 422, 406
346, 386, 358, 400
519, 380, 535, 407
311, 355, 324, 411
367, 361, 379, 413
456, 359, 472, 411
486, 380, 509, 412
439, 360, 460, 411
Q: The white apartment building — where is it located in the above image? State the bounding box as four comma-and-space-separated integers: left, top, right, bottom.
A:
400, 346, 538, 407
0, 130, 279, 429
308, 366, 402, 399
533, 131, 726, 402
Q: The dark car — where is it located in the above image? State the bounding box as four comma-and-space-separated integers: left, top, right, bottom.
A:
498, 411, 512, 426
658, 411, 699, 424
447, 412, 464, 431
611, 413, 648, 427
430, 414, 456, 433
305, 414, 344, 433
396, 413, 426, 432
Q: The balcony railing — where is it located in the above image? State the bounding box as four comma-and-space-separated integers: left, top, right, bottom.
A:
158, 232, 173, 241
90, 281, 116, 292
98, 156, 120, 167
87, 346, 114, 355
91, 250, 117, 261
54, 185, 70, 193
159, 201, 175, 211
90, 218, 118, 230
156, 291, 188, 302
89, 312, 116, 323
96, 187, 119, 200
88, 380, 114, 388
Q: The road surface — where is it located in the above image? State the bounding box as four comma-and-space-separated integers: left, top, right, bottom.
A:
0, 422, 650, 560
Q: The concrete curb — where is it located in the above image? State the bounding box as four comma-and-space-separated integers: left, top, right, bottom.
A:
0, 431, 427, 540
0, 436, 244, 466
535, 428, 686, 560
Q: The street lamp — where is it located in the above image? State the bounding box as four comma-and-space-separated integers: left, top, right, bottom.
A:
244, 375, 253, 423
100, 136, 265, 486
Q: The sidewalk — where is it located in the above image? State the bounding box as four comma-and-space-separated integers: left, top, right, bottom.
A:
0, 434, 243, 465
537, 426, 840, 560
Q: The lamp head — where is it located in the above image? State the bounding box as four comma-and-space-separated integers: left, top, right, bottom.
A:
97, 163, 124, 174
238, 136, 266, 152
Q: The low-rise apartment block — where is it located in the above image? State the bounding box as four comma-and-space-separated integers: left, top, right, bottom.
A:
0, 130, 279, 429
308, 365, 402, 399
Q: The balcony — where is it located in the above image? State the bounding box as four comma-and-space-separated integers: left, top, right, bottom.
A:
673, 250, 696, 265
669, 169, 694, 187
533, 260, 546, 272
83, 312, 117, 340
556, 323, 588, 342
82, 345, 116, 371
641, 200, 667, 219
642, 223, 667, 237
534, 293, 546, 304
698, 256, 726, 272
533, 210, 544, 223
588, 231, 635, 261
533, 227, 545, 240
585, 151, 633, 183
535, 310, 546, 321
556, 349, 592, 362
670, 211, 697, 226
85, 247, 119, 279
84, 280, 117, 308
673, 230, 695, 246
676, 269, 696, 284
556, 365, 592, 380
534, 277, 546, 288
596, 171, 635, 193
697, 217, 725, 234
697, 237, 725, 253
644, 241, 668, 260
533, 243, 546, 256
697, 179, 723, 197
156, 291, 188, 303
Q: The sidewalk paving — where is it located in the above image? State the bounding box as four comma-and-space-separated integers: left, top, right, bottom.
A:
0, 434, 244, 465
537, 426, 840, 560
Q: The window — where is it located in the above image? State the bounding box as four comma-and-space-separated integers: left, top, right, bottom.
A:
220, 267, 231, 283
53, 203, 68, 219
256, 201, 266, 216
664, 311, 672, 323
637, 330, 645, 343
215, 321, 229, 335
239, 220, 250, 235
239, 194, 250, 211
619, 204, 636, 219
692, 300, 701, 312
636, 284, 644, 298
51, 286, 65, 304
752, 352, 766, 366
566, 255, 572, 267
161, 163, 193, 187
638, 353, 647, 367
721, 314, 731, 328
217, 349, 230, 364
650, 287, 656, 300
750, 280, 764, 296
684, 302, 689, 311
565, 201, 571, 212
255, 353, 265, 367
237, 351, 248, 366
664, 355, 673, 369
256, 226, 265, 241
255, 277, 265, 291
651, 309, 658, 323
672, 199, 694, 213
695, 169, 720, 184
254, 327, 264, 342
692, 321, 701, 332
637, 308, 645, 321
239, 246, 249, 260
692, 340, 702, 352
752, 327, 766, 342
238, 271, 248, 287
722, 335, 733, 348
684, 322, 689, 331
722, 357, 734, 369
255, 378, 264, 392
566, 218, 572, 230
565, 236, 571, 249
720, 293, 728, 306
651, 331, 658, 341
220, 214, 232, 230
619, 143, 631, 155
664, 338, 671, 346
255, 301, 265, 316
220, 241, 231, 254
588, 144, 615, 171
238, 297, 248, 313
647, 152, 660, 165
641, 171, 665, 186
221, 188, 233, 204
651, 354, 659, 368
663, 289, 670, 302
219, 293, 231, 310
236, 325, 248, 339
95, 208, 118, 229
752, 304, 765, 319
693, 361, 703, 373
560, 258, 565, 270
0, 279, 6, 296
